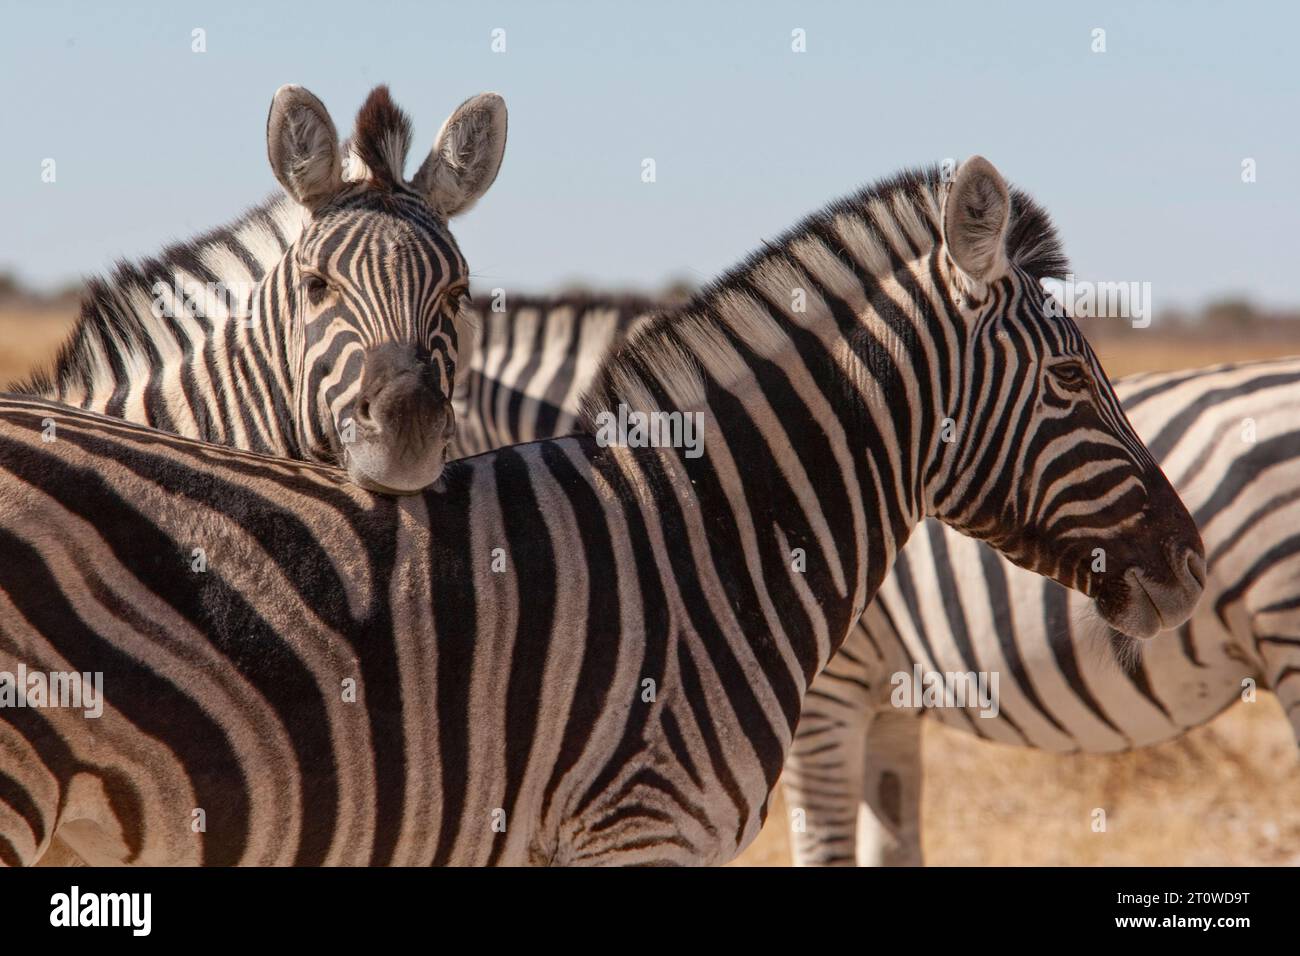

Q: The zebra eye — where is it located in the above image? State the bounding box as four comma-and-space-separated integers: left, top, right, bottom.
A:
1050, 361, 1087, 389
302, 273, 331, 306
445, 288, 471, 315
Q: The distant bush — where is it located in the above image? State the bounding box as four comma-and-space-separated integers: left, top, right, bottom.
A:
0, 272, 22, 300
1202, 298, 1262, 330
0, 270, 83, 307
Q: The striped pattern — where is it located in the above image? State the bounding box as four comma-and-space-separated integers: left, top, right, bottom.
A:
452, 294, 654, 457
783, 356, 1300, 865
0, 162, 1201, 866
25, 192, 309, 453
9, 85, 504, 492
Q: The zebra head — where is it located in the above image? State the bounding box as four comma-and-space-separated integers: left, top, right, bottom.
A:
928, 157, 1204, 640
266, 84, 507, 493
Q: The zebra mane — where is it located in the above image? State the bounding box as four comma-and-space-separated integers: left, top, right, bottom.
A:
580, 165, 1068, 424
22, 195, 306, 396
343, 85, 414, 191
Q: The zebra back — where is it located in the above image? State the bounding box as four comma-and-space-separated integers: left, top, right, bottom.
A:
451, 294, 657, 457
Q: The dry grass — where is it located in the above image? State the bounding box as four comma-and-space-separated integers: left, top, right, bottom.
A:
0, 306, 77, 389
736, 696, 1300, 867
1090, 336, 1300, 377
3, 306, 1299, 867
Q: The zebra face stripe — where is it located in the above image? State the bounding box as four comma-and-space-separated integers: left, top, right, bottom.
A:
929, 261, 1204, 639
288, 191, 468, 492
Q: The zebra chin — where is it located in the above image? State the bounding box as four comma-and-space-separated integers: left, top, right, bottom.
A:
1094, 550, 1207, 640
343, 434, 450, 494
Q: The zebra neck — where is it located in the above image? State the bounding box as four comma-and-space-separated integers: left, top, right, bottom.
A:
583, 270, 949, 672
39, 196, 306, 454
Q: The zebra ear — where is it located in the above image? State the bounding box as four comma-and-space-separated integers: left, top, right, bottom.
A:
942, 156, 1011, 282
412, 93, 508, 218
267, 85, 345, 213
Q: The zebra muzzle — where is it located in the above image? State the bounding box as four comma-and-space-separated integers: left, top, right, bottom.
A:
345, 344, 455, 494
1096, 541, 1206, 640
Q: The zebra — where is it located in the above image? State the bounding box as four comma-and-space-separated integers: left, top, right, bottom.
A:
451, 293, 654, 457
780, 354, 1300, 865
9, 83, 508, 493
0, 158, 1205, 866
449, 304, 1294, 870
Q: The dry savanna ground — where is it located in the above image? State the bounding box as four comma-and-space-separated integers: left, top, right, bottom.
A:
0, 307, 76, 388
3, 305, 1299, 866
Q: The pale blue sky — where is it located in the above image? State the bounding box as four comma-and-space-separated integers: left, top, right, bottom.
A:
2, 0, 1297, 308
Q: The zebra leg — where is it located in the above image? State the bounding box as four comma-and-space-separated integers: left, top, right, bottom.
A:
782, 660, 878, 866
782, 715, 870, 865
1253, 605, 1300, 746
859, 708, 924, 866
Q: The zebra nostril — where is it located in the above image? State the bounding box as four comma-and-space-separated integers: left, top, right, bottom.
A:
356, 398, 374, 426
1185, 550, 1207, 588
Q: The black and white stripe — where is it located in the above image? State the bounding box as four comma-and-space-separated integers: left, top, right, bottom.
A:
10, 84, 507, 493
451, 294, 654, 457
0, 159, 1203, 865
782, 355, 1300, 865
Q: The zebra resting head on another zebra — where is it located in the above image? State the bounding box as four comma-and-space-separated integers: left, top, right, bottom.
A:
11, 84, 507, 494
268, 84, 507, 492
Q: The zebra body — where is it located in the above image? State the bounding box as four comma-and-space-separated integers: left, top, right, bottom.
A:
451, 295, 653, 457
783, 356, 1300, 865
11, 84, 508, 492
0, 159, 1203, 865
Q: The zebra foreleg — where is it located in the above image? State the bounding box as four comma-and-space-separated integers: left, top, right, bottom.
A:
1253, 615, 1300, 749
859, 709, 924, 866
782, 698, 874, 866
